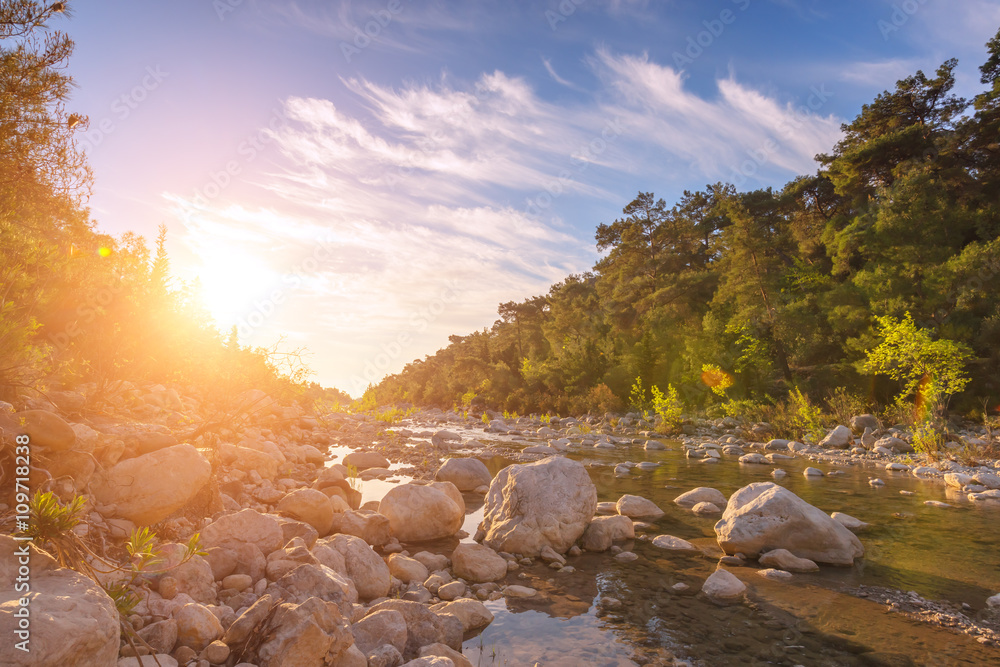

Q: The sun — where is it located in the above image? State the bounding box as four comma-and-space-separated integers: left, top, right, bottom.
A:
194, 249, 279, 331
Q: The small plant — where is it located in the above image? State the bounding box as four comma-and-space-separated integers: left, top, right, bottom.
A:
345, 463, 362, 492
788, 388, 826, 441
826, 387, 867, 427
721, 398, 765, 421
628, 376, 649, 412
650, 384, 683, 431
481, 412, 490, 425
23, 491, 86, 547
913, 420, 945, 457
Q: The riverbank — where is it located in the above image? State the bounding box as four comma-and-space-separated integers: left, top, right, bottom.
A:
2, 384, 999, 666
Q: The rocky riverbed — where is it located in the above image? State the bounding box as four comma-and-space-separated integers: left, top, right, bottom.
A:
2, 384, 1000, 666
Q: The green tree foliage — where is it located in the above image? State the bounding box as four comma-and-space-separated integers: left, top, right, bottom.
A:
372, 30, 1000, 416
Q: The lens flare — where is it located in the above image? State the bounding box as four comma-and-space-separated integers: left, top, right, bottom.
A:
98, 246, 112, 257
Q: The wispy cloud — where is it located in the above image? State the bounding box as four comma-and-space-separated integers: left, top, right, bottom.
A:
166, 48, 843, 391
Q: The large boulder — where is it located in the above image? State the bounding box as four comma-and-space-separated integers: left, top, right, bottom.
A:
91, 444, 210, 526
0, 537, 119, 666
277, 488, 335, 536
450, 543, 507, 583
379, 482, 465, 542
257, 596, 354, 667
15, 409, 76, 451
318, 534, 391, 600
818, 425, 852, 449
200, 509, 284, 555
480, 456, 597, 556
435, 458, 492, 491
365, 600, 461, 659
581, 515, 634, 552
714, 482, 864, 566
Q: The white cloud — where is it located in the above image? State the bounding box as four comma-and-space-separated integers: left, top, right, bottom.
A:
165, 49, 844, 392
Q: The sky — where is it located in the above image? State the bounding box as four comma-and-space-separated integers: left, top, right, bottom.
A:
61, 0, 1000, 395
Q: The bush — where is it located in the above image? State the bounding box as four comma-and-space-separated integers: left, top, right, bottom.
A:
651, 384, 683, 431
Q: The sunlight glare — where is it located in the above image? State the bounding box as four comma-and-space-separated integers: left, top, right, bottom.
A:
195, 249, 279, 331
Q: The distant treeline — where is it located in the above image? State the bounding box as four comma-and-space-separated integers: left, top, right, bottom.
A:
368, 30, 1000, 417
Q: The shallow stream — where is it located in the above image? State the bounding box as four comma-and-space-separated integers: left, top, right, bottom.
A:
335, 432, 1000, 665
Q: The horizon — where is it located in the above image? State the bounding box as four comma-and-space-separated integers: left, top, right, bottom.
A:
62, 0, 1000, 395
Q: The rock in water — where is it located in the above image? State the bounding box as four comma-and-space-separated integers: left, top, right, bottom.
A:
714, 482, 864, 566
0, 537, 119, 666
581, 515, 634, 552
451, 543, 507, 583
480, 456, 597, 556
435, 457, 492, 491
616, 494, 665, 519
379, 482, 465, 542
91, 444, 210, 526
674, 487, 727, 509
701, 569, 746, 600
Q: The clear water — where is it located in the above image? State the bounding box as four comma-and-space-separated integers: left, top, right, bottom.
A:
336, 432, 1000, 665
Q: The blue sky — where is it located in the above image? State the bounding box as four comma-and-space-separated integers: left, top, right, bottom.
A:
63, 0, 1000, 394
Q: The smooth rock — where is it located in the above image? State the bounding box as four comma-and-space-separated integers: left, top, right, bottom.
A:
257, 596, 353, 667
277, 488, 335, 536
758, 548, 819, 572
175, 603, 223, 651
691, 501, 721, 515
701, 569, 746, 600
581, 515, 634, 552
343, 451, 390, 470
380, 482, 465, 542
480, 456, 597, 556
430, 598, 493, 633
16, 409, 76, 451
714, 482, 864, 566
451, 543, 507, 583
351, 609, 407, 655
830, 512, 868, 530
674, 487, 727, 509
435, 458, 492, 491
0, 537, 119, 666
91, 444, 211, 526
616, 494, 665, 520
389, 554, 430, 584
650, 535, 699, 553
201, 509, 284, 556
819, 425, 852, 449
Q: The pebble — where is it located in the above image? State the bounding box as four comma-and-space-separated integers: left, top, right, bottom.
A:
803, 467, 824, 477
924, 500, 953, 509
869, 478, 885, 487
